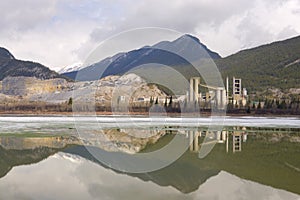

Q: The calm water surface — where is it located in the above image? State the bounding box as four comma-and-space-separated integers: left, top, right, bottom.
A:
0, 116, 299, 200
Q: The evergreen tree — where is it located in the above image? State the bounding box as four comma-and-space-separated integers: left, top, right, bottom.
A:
227, 100, 233, 110
155, 97, 159, 105
257, 100, 261, 109
276, 99, 280, 109
164, 97, 168, 107
288, 99, 293, 109
264, 99, 269, 108
168, 96, 173, 107
150, 96, 154, 105
279, 100, 287, 109
68, 97, 73, 105
246, 106, 251, 113
271, 99, 277, 110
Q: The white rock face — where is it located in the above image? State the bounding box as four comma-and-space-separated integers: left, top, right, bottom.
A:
0, 74, 165, 104
116, 73, 145, 86
0, 76, 67, 96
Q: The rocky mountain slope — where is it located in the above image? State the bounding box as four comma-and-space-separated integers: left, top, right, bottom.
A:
0, 73, 165, 104
216, 35, 300, 91
61, 34, 221, 81
0, 47, 65, 81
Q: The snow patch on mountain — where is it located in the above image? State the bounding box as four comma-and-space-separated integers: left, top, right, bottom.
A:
58, 62, 84, 74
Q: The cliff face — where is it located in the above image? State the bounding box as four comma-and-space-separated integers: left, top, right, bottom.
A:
0, 74, 166, 104
1, 76, 67, 96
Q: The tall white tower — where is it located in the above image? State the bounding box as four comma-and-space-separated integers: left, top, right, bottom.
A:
189, 77, 200, 102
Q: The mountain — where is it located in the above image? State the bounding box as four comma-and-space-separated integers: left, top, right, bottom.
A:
153, 34, 220, 59
61, 34, 300, 93
0, 145, 58, 178
216, 35, 300, 92
0, 47, 64, 81
58, 62, 85, 74
62, 52, 126, 80
61, 34, 221, 81
0, 47, 14, 60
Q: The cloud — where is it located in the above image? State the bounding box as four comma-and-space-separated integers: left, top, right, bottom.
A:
0, 0, 97, 70
0, 153, 298, 200
0, 0, 57, 31
83, 0, 257, 46
81, 0, 300, 59
0, 0, 299, 71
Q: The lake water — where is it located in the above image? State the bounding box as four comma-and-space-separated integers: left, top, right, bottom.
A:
0, 116, 299, 200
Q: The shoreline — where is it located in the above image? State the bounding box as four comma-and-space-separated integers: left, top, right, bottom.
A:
0, 110, 299, 118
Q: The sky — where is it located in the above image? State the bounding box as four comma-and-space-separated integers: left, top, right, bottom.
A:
0, 0, 299, 71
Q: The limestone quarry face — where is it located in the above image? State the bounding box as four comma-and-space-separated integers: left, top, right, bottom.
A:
0, 74, 166, 104
0, 76, 67, 96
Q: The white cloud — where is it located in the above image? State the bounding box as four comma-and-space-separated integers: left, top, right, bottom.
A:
192, 0, 300, 56
0, 0, 57, 31
2, 20, 95, 71
0, 153, 298, 200
0, 0, 299, 71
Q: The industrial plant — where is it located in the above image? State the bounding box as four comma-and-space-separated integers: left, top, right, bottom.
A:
185, 76, 248, 110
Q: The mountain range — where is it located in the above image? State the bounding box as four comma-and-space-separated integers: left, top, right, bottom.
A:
0, 34, 299, 93
61, 34, 300, 92
61, 34, 221, 81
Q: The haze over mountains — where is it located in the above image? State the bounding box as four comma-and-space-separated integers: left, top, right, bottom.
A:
0, 34, 299, 92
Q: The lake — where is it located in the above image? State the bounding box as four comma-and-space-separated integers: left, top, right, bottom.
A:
0, 116, 299, 200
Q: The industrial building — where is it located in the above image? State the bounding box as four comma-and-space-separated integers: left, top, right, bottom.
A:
186, 76, 248, 109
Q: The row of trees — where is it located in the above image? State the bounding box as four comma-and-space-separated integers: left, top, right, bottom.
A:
1, 95, 299, 115
262, 98, 300, 110
0, 98, 74, 113
226, 97, 300, 115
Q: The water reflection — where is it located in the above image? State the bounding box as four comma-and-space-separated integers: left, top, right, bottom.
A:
187, 127, 247, 153
0, 126, 299, 199
1, 152, 299, 200
186, 126, 300, 154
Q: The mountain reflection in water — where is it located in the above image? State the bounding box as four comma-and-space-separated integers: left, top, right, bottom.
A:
0, 126, 299, 200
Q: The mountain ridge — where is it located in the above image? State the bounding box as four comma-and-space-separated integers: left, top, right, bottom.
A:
216, 35, 300, 91
61, 34, 300, 92
1, 34, 299, 93
0, 48, 66, 81
61, 34, 221, 81
0, 47, 14, 60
